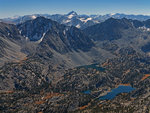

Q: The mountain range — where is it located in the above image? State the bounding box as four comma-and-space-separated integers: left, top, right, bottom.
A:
2, 11, 150, 29
0, 13, 150, 113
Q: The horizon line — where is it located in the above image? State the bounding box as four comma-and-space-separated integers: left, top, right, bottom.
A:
2, 11, 150, 19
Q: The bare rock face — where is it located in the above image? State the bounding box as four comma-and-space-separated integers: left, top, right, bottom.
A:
0, 22, 21, 40
0, 22, 27, 66
83, 18, 134, 41
17, 17, 94, 53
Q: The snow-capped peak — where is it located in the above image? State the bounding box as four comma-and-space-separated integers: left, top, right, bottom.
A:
9, 15, 20, 19
31, 15, 37, 19
110, 13, 116, 16
67, 11, 78, 19
67, 11, 78, 16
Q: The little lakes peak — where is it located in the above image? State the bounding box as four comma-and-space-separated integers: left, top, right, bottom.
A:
66, 11, 78, 16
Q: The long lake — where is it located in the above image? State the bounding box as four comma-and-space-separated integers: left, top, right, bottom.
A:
83, 85, 135, 100
99, 85, 135, 100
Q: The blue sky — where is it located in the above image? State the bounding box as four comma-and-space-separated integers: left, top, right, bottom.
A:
0, 0, 150, 18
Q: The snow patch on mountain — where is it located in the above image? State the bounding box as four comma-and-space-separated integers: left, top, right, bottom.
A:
31, 15, 37, 19
110, 13, 116, 16
63, 30, 66, 35
68, 14, 75, 19
38, 32, 46, 43
19, 30, 22, 34
63, 19, 71, 23
138, 26, 150, 32
76, 24, 81, 28
25, 37, 29, 40
80, 18, 92, 23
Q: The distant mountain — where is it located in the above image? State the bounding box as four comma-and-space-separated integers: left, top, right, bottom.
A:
17, 17, 94, 53
83, 17, 150, 57
2, 11, 150, 30
83, 18, 134, 41
59, 11, 98, 29
109, 13, 150, 21
66, 11, 78, 17
131, 19, 150, 28
1, 11, 99, 29
17, 17, 54, 41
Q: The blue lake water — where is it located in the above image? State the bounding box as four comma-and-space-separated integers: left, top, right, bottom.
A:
78, 64, 105, 72
83, 90, 91, 94
99, 85, 135, 100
